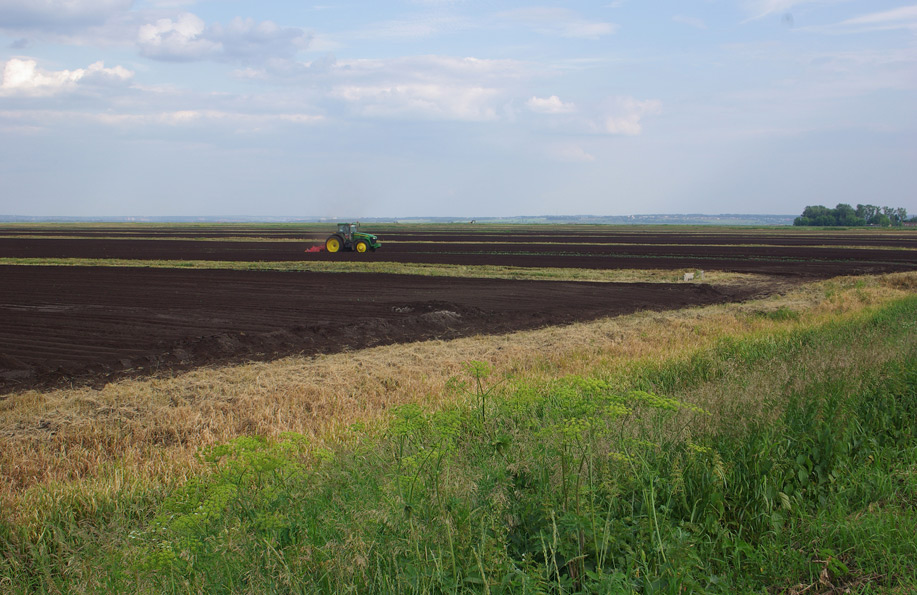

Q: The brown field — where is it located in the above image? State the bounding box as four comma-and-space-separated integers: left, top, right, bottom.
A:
2, 225, 915, 276
1, 225, 914, 394
0, 266, 759, 393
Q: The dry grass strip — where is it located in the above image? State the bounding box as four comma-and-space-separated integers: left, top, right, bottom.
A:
1, 272, 915, 518
0, 257, 764, 285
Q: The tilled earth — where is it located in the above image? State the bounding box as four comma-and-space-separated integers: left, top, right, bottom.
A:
0, 266, 761, 393
1, 225, 914, 392
2, 227, 915, 277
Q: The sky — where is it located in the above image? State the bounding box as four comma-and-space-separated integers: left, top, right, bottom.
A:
0, 1, 915, 219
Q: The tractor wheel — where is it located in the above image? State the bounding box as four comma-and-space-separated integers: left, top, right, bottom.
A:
355, 240, 369, 253
325, 235, 343, 253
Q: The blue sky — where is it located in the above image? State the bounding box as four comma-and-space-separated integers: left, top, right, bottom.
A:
1, 0, 915, 218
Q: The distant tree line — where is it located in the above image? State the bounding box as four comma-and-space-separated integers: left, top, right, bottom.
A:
794, 204, 912, 227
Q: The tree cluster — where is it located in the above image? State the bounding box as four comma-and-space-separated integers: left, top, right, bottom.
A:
793, 204, 910, 227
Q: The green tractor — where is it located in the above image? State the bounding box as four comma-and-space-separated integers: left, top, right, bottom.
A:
325, 222, 382, 253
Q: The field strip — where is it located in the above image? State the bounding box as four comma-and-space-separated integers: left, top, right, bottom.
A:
2, 235, 915, 251
0, 257, 764, 284
380, 240, 917, 250
385, 241, 917, 252
2, 272, 914, 509
0, 235, 311, 243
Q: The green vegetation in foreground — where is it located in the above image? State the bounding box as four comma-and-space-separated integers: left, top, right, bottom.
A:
3, 298, 917, 593
0, 257, 735, 284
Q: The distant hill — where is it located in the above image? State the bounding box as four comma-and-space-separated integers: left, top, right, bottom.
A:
0, 214, 795, 226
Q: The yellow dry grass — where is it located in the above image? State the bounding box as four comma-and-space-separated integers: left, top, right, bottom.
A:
1, 271, 915, 520
0, 257, 765, 284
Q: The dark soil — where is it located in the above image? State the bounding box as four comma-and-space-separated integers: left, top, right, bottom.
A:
1, 225, 913, 393
2, 228, 914, 277
0, 266, 760, 393
3, 225, 915, 248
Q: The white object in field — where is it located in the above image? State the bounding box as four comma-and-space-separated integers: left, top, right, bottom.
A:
683, 272, 695, 281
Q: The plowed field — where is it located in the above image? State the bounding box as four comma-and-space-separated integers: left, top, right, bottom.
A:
1, 225, 914, 392
3, 226, 915, 276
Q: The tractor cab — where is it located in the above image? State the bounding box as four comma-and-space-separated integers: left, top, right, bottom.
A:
338, 222, 359, 241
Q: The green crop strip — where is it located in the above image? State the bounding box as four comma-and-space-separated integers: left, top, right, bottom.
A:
2, 296, 915, 593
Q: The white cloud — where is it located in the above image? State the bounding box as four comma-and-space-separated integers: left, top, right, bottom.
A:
526, 95, 575, 114
137, 13, 221, 61
601, 97, 661, 135
137, 13, 310, 63
0, 0, 131, 30
332, 83, 499, 121
1, 59, 80, 96
519, 94, 664, 138
498, 8, 617, 39
325, 55, 525, 121
82, 60, 134, 83
0, 57, 132, 97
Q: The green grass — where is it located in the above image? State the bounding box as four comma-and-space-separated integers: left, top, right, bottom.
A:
2, 297, 915, 593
